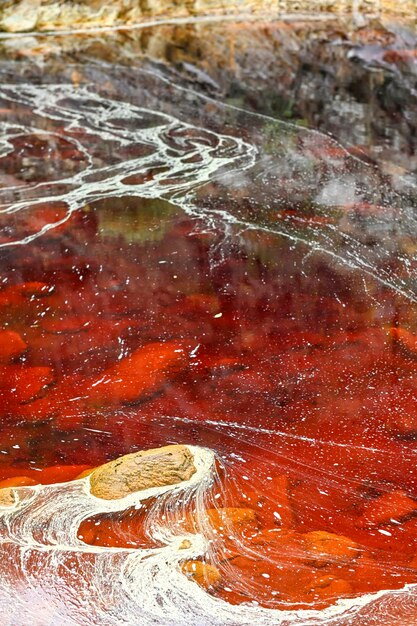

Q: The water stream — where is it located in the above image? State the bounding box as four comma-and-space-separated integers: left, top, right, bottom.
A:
0, 10, 417, 626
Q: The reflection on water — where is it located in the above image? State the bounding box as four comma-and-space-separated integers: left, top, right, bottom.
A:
2, 15, 417, 174
0, 61, 417, 625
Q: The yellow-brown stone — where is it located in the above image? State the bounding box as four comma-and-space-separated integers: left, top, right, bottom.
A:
89, 444, 196, 500
0, 488, 16, 507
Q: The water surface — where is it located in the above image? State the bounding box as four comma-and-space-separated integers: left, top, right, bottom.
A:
0, 49, 417, 626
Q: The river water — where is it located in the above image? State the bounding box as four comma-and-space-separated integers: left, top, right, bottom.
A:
0, 11, 417, 626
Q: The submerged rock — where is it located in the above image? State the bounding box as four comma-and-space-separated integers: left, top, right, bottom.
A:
89, 444, 197, 500
85, 341, 188, 406
181, 560, 221, 590
301, 530, 360, 567
0, 330, 27, 363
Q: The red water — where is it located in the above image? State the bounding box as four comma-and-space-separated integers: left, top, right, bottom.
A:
2, 183, 417, 611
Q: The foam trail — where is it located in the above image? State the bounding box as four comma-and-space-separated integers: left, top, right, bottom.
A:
1, 67, 417, 624
0, 444, 414, 626
0, 446, 406, 626
0, 67, 416, 303
0, 80, 256, 247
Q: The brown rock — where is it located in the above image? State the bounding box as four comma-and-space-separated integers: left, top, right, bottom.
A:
89, 444, 196, 500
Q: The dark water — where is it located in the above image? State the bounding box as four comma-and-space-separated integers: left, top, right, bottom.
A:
0, 52, 417, 625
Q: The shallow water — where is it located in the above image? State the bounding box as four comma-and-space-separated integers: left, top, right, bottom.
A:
0, 23, 417, 626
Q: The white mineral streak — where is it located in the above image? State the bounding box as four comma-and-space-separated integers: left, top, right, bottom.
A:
0, 80, 257, 247
0, 443, 414, 626
0, 73, 415, 304
1, 74, 417, 624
